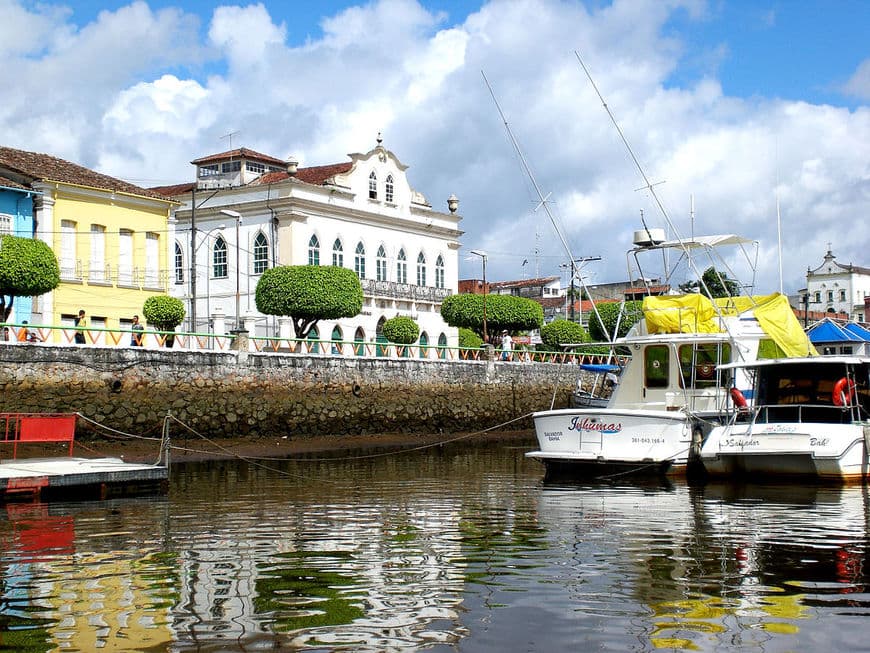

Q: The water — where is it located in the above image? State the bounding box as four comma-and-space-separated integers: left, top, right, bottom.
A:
1, 439, 869, 652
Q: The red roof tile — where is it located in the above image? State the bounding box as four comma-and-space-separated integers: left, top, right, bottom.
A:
0, 146, 169, 201
191, 147, 287, 167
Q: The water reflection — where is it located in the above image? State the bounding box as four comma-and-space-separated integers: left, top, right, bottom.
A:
0, 441, 869, 651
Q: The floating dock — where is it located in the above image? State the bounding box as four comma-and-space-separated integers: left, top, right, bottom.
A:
0, 413, 169, 500
0, 457, 168, 500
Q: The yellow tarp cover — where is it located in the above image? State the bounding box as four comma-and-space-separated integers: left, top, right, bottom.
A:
642, 293, 817, 357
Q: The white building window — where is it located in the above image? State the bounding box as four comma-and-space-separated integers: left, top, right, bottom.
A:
222, 161, 241, 173
118, 229, 133, 285
332, 238, 344, 267
355, 242, 366, 279
435, 255, 445, 289
213, 236, 228, 278
253, 232, 269, 274
376, 245, 387, 281
840, 289, 847, 302
89, 224, 106, 282
198, 164, 219, 177
145, 233, 159, 287
61, 220, 77, 279
174, 241, 184, 284
308, 235, 320, 266
246, 161, 265, 174
397, 248, 407, 284
369, 171, 378, 200
385, 174, 394, 203
417, 251, 427, 286
0, 213, 11, 235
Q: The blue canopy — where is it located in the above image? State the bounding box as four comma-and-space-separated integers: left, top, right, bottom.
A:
844, 322, 870, 341
808, 319, 863, 343
579, 364, 621, 373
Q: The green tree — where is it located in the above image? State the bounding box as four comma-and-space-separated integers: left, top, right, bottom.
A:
679, 266, 741, 298
142, 294, 186, 347
540, 319, 590, 350
0, 235, 60, 322
382, 316, 419, 345
255, 265, 363, 338
458, 327, 483, 349
440, 294, 543, 341
587, 300, 643, 342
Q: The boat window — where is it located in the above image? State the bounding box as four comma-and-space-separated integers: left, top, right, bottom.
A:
678, 343, 731, 389
644, 345, 669, 388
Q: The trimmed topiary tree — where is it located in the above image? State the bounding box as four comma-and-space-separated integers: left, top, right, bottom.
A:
143, 294, 186, 347
458, 327, 483, 349
255, 265, 363, 338
441, 294, 543, 341
382, 315, 419, 345
540, 319, 590, 350
587, 300, 643, 343
0, 235, 60, 322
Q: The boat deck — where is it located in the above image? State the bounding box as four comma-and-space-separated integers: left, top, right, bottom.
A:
0, 456, 169, 500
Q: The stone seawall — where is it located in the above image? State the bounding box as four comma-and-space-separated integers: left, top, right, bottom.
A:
0, 344, 578, 441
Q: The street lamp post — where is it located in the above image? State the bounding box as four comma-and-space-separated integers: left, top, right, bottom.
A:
469, 249, 488, 344
220, 209, 243, 330
194, 225, 225, 331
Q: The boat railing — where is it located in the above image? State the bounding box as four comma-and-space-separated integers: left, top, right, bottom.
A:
750, 403, 864, 426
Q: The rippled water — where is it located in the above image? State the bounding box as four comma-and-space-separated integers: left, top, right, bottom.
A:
1, 438, 869, 651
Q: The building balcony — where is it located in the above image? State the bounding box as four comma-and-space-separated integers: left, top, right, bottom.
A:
360, 278, 452, 303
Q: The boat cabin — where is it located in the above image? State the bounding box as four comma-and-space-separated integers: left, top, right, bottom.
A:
735, 357, 870, 425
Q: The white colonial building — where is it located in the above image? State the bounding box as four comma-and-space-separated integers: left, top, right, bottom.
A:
154, 136, 463, 350
806, 248, 870, 323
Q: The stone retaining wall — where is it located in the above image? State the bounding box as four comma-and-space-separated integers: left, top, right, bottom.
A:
0, 344, 579, 442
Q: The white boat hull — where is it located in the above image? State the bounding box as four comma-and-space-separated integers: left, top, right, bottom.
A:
526, 408, 694, 477
701, 421, 870, 481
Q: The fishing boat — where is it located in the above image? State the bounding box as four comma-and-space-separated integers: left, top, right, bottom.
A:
700, 356, 870, 481
525, 233, 815, 480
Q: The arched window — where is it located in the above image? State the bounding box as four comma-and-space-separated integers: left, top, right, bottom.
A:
332, 238, 344, 267
397, 249, 407, 284
308, 234, 320, 266
307, 326, 320, 354
354, 327, 366, 356
174, 241, 184, 284
376, 317, 388, 357
213, 236, 228, 278
435, 255, 445, 289
369, 170, 378, 200
253, 232, 269, 274
355, 242, 366, 279
385, 174, 394, 203
416, 251, 427, 286
438, 332, 448, 360
331, 325, 343, 355
376, 245, 388, 281
419, 331, 429, 358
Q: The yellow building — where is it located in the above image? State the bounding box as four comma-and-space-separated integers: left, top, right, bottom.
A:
0, 146, 176, 341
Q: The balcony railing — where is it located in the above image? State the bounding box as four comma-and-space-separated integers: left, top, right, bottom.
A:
361, 278, 452, 302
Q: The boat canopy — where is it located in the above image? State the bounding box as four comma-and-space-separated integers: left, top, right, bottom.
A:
578, 363, 621, 373
643, 292, 817, 358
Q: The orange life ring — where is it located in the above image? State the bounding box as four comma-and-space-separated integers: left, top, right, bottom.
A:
833, 377, 856, 406
729, 387, 748, 410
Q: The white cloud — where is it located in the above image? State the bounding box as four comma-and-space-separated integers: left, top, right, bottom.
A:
843, 60, 870, 101
2, 0, 868, 296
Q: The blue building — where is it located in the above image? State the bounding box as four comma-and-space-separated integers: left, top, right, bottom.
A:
0, 175, 38, 323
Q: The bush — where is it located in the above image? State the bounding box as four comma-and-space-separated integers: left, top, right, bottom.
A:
0, 235, 60, 321
587, 301, 643, 342
540, 319, 589, 350
382, 316, 420, 345
458, 327, 483, 349
441, 294, 543, 338
143, 295, 186, 330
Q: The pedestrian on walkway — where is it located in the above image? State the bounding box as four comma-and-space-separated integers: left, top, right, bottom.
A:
74, 309, 87, 344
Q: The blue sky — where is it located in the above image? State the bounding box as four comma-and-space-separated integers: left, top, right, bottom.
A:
3, 0, 870, 293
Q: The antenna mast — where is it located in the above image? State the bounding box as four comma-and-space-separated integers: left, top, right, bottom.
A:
482, 70, 605, 336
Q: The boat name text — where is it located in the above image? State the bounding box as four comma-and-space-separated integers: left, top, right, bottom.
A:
568, 417, 623, 434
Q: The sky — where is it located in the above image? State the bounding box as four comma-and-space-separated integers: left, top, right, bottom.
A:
3, 0, 870, 296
